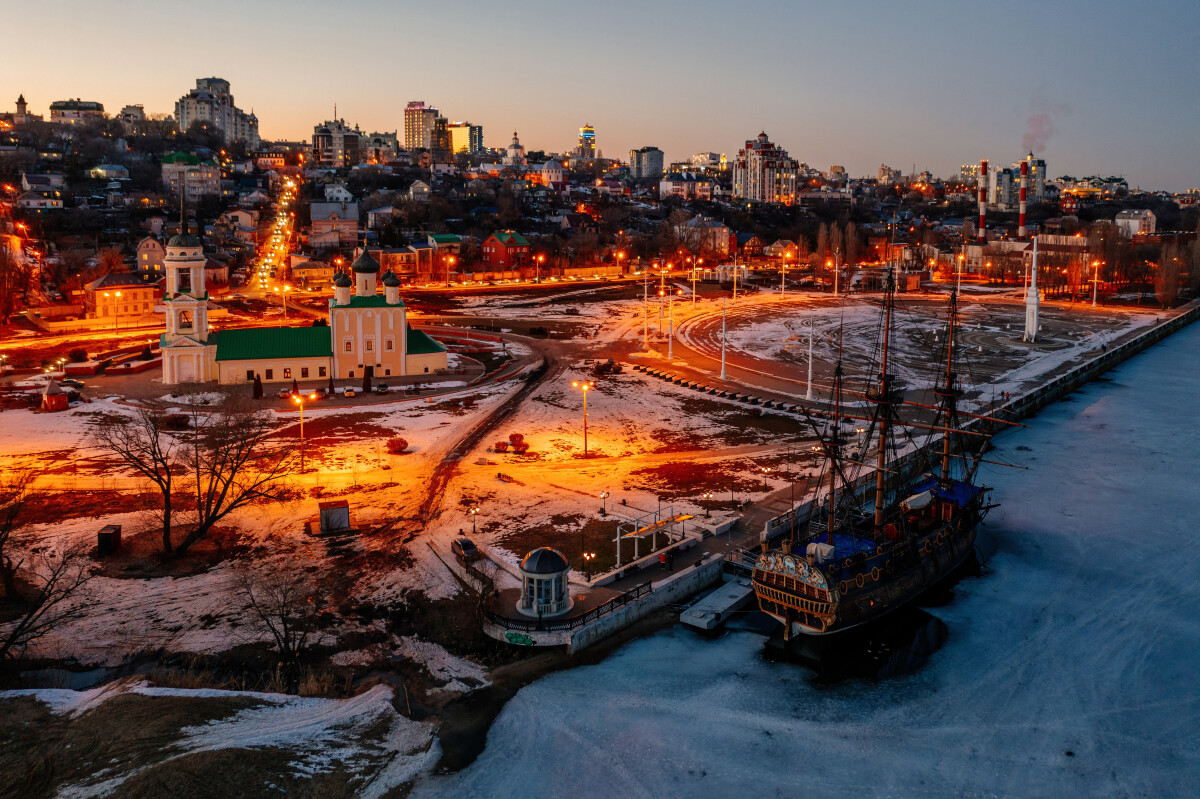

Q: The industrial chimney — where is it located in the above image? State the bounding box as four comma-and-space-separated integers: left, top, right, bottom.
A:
977, 159, 988, 243
1018, 159, 1029, 239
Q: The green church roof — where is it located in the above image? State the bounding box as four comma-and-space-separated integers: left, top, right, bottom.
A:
213, 326, 333, 362
330, 295, 404, 308
406, 327, 446, 355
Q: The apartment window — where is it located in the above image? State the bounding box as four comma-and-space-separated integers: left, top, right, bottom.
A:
344, 340, 352, 352
348, 370, 354, 378
301, 367, 309, 378
424, 367, 429, 373
365, 340, 373, 352
246, 370, 254, 380
385, 339, 393, 351
385, 369, 391, 376
265, 369, 273, 380
319, 366, 327, 377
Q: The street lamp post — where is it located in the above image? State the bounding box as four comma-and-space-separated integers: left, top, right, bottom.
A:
720, 298, 727, 380
292, 391, 317, 472
1092, 259, 1100, 307
571, 380, 595, 458
470, 506, 480, 534
600, 490, 609, 516
667, 295, 674, 359
582, 551, 595, 581
702, 490, 713, 518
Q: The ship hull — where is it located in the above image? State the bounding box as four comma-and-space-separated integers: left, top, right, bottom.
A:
754, 517, 978, 638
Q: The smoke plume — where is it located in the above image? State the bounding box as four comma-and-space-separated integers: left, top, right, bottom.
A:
1021, 101, 1071, 154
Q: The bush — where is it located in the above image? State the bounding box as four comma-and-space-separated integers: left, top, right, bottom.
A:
68, 348, 88, 363
386, 437, 408, 454
508, 432, 525, 447
512, 442, 529, 454
494, 441, 509, 452
462, 396, 476, 409
163, 413, 190, 430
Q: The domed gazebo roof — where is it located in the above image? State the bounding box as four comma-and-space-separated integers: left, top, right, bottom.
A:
352, 250, 379, 273
520, 547, 569, 575
381, 270, 401, 287
332, 271, 352, 288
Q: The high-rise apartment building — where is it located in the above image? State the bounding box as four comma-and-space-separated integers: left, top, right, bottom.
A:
404, 101, 438, 150
629, 146, 664, 179
312, 119, 361, 168
448, 122, 484, 155
732, 132, 799, 205
431, 116, 452, 163
174, 78, 260, 148
577, 123, 596, 159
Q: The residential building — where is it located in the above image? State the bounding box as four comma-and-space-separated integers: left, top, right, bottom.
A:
161, 152, 221, 201
89, 164, 129, 180
309, 201, 359, 248
577, 123, 596, 159
481, 230, 531, 268
173, 78, 259, 147
408, 180, 430, 203
49, 98, 105, 124
117, 104, 145, 131
362, 131, 399, 164
691, 152, 727, 172
291, 260, 336, 288
430, 116, 453, 163
448, 122, 484, 155
674, 216, 732, 256
404, 101, 438, 150
85, 272, 160, 325
16, 191, 62, 211
136, 237, 167, 281
312, 119, 361, 168
878, 164, 902, 183
324, 183, 354, 202
629, 146, 664, 179
1115, 209, 1156, 237
660, 173, 714, 201
732, 132, 799, 205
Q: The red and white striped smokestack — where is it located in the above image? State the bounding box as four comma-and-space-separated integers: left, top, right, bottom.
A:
977, 159, 988, 243
1019, 160, 1029, 239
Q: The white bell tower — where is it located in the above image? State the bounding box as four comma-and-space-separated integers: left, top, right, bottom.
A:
160, 220, 217, 383
1023, 238, 1041, 343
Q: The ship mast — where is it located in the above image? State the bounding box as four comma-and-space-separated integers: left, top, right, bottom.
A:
827, 359, 844, 534
937, 289, 962, 481
872, 266, 897, 533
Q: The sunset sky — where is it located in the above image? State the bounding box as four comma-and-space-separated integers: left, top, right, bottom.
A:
4, 0, 1197, 190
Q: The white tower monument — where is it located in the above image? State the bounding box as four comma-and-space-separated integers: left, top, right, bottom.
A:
160, 220, 217, 383
1023, 239, 1040, 343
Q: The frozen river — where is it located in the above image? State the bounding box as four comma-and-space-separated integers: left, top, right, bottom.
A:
413, 321, 1200, 798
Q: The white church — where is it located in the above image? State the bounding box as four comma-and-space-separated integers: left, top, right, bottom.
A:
160, 238, 447, 385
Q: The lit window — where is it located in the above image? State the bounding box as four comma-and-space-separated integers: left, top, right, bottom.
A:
366, 340, 373, 352
344, 341, 352, 352
319, 366, 327, 377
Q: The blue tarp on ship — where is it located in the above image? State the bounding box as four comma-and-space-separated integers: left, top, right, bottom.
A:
909, 476, 983, 507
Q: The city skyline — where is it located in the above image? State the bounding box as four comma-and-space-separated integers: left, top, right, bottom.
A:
3, 0, 1199, 190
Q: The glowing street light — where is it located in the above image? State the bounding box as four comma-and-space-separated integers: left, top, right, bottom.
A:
469, 506, 481, 534
571, 380, 596, 458
702, 490, 713, 518
292, 391, 318, 472
582, 550, 595, 581
600, 490, 610, 516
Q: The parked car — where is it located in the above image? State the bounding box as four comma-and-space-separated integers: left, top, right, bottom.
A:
313, 387, 328, 400
376, 383, 389, 394
452, 538, 481, 563
277, 388, 291, 398
343, 387, 356, 398
60, 379, 85, 389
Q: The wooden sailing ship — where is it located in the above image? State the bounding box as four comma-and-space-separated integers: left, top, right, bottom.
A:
752, 271, 1005, 638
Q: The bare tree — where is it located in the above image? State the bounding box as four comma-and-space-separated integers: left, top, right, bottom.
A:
1156, 241, 1183, 309
176, 398, 293, 555
0, 471, 33, 600
0, 248, 33, 324
236, 566, 325, 665
90, 407, 181, 554
0, 545, 94, 660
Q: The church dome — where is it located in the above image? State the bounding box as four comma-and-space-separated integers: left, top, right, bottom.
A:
520, 547, 569, 575
352, 250, 379, 273
332, 271, 352, 288
381, 270, 401, 287
168, 232, 201, 248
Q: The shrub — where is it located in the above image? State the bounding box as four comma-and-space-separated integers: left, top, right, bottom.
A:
512, 442, 529, 454
462, 396, 476, 409
508, 432, 525, 447
494, 441, 509, 452
386, 437, 408, 454
68, 348, 88, 363
163, 413, 190, 430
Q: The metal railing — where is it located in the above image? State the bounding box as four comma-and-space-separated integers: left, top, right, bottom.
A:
484, 581, 654, 632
